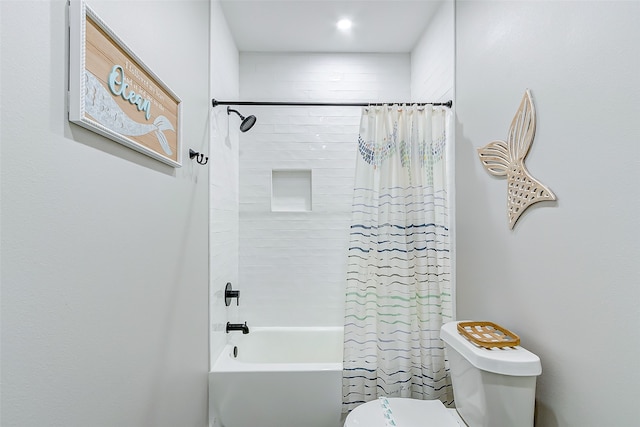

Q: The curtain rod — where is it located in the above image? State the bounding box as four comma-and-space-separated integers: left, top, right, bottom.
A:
212, 99, 453, 109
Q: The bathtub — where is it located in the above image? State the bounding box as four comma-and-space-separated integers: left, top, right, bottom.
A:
209, 326, 344, 427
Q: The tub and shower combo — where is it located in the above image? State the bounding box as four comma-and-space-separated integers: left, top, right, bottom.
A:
209, 326, 344, 427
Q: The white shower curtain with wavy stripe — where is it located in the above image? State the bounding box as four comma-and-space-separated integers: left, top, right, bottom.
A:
343, 104, 453, 412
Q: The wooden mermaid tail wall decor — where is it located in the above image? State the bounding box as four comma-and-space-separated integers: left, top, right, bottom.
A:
477, 90, 556, 229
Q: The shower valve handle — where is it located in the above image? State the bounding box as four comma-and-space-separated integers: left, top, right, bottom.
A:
225, 282, 240, 306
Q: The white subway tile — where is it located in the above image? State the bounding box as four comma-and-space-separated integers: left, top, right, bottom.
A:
238, 52, 414, 326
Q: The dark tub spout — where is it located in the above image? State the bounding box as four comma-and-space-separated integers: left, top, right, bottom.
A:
226, 321, 249, 334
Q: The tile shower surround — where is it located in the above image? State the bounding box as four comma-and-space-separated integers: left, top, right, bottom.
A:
236, 53, 412, 326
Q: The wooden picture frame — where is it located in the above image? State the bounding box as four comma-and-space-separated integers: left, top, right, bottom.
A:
68, 0, 182, 167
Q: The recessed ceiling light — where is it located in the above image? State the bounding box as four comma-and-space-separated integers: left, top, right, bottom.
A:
336, 19, 352, 31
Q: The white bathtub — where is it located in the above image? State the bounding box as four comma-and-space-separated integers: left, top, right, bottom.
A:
209, 326, 344, 427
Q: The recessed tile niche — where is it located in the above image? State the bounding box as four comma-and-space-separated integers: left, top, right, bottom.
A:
271, 170, 312, 212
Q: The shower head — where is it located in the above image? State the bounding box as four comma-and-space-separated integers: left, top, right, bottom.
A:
227, 107, 257, 132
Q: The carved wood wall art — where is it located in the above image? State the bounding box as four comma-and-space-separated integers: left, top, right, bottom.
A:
477, 90, 556, 229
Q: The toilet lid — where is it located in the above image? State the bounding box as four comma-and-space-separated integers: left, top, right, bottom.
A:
344, 398, 463, 427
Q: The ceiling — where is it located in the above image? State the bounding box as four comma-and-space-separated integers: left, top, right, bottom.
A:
219, 0, 444, 53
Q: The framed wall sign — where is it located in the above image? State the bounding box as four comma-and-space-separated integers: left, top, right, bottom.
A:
69, 0, 182, 167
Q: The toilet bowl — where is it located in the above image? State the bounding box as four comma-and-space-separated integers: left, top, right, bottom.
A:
344, 321, 542, 427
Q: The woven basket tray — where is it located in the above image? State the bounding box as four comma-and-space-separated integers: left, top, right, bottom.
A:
457, 321, 520, 348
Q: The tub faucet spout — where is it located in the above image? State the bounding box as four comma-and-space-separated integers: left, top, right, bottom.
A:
226, 321, 250, 334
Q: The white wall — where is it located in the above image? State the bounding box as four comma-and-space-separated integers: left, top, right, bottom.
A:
411, 0, 454, 103
410, 0, 456, 315
1, 1, 212, 426
207, 5, 240, 426
208, 0, 240, 368
455, 1, 640, 425
236, 53, 411, 327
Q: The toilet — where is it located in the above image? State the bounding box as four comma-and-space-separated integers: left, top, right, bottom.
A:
344, 320, 542, 427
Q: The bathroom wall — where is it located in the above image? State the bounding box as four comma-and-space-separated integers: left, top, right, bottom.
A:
411, 0, 454, 104
410, 0, 456, 311
208, 0, 240, 369
455, 1, 640, 425
236, 53, 411, 327
1, 1, 216, 426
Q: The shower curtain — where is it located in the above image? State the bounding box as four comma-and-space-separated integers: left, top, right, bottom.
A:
342, 104, 453, 412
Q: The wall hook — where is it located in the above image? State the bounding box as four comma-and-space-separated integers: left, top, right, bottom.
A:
189, 149, 208, 165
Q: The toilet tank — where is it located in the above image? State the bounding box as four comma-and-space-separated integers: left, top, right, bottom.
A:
440, 321, 542, 427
